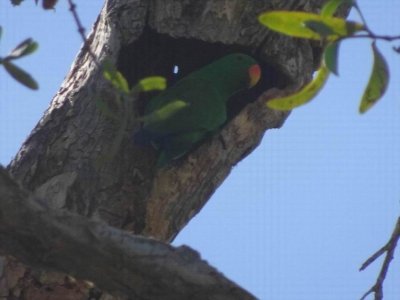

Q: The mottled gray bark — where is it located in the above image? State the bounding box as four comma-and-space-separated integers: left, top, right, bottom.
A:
0, 167, 256, 300
0, 0, 347, 299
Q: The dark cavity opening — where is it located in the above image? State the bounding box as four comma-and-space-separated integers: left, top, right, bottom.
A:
117, 27, 289, 119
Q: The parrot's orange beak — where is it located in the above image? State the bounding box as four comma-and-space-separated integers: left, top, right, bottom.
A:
248, 64, 261, 88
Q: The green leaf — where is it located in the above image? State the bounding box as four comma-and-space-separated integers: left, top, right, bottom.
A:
324, 41, 340, 75
138, 76, 167, 92
321, 0, 354, 17
359, 43, 389, 113
103, 61, 130, 94
139, 99, 188, 123
267, 66, 330, 110
305, 20, 336, 37
0, 26, 2, 41
258, 11, 364, 41
7, 38, 39, 60
3, 60, 38, 90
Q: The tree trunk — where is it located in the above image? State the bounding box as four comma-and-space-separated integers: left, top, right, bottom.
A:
0, 0, 345, 299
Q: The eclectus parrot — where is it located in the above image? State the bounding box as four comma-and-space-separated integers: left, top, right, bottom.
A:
136, 53, 261, 167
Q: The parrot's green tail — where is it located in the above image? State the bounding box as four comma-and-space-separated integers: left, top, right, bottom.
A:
156, 130, 208, 167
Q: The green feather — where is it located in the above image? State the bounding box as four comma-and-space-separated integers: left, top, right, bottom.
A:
139, 53, 260, 167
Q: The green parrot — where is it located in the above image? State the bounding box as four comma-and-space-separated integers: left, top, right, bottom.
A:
135, 53, 261, 167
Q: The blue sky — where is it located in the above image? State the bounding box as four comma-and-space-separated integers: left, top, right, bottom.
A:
1, 1, 400, 299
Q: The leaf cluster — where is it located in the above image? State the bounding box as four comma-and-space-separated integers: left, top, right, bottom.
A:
0, 27, 39, 90
259, 0, 393, 114
11, 0, 58, 10
100, 60, 166, 118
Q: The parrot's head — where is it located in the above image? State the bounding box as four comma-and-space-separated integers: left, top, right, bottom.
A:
219, 53, 261, 89
188, 53, 262, 101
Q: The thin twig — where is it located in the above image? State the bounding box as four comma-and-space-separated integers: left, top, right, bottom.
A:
350, 1, 400, 51
350, 34, 400, 42
66, 0, 100, 66
359, 217, 400, 300
353, 1, 371, 34
359, 244, 387, 271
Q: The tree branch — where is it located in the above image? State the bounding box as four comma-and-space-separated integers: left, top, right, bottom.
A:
4, 1, 339, 298
67, 0, 99, 65
0, 166, 256, 300
359, 217, 400, 300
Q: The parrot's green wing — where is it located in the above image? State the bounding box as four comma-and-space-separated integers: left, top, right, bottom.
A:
135, 53, 261, 167
143, 77, 227, 136
142, 77, 227, 167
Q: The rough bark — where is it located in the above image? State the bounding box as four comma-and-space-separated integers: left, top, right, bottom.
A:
0, 0, 348, 299
0, 167, 256, 300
